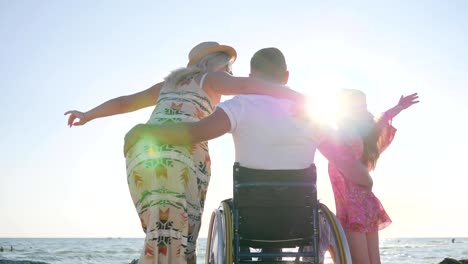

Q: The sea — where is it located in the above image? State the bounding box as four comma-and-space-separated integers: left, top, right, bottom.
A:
0, 237, 467, 264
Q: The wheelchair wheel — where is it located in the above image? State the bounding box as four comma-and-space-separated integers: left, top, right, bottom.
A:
319, 203, 352, 264
205, 201, 233, 264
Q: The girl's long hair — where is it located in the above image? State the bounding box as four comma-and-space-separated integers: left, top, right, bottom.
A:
164, 52, 232, 89
339, 115, 381, 170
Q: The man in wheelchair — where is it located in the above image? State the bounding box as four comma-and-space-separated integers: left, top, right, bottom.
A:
126, 47, 371, 263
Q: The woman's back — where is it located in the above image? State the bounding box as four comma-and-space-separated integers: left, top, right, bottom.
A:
125, 73, 216, 263
147, 73, 216, 125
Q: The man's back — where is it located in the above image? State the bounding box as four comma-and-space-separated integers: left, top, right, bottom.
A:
218, 94, 319, 169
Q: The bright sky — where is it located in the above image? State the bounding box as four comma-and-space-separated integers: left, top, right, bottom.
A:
1, 1, 467, 239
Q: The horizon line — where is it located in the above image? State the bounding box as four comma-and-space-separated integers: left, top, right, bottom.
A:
1, 236, 466, 239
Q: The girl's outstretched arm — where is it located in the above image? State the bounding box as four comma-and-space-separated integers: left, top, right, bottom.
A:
377, 93, 419, 128
64, 82, 164, 127
205, 71, 305, 103
374, 92, 419, 153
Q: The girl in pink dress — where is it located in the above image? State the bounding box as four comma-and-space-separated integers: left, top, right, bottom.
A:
328, 89, 419, 264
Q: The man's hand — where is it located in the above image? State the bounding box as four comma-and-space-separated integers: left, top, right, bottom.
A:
124, 124, 149, 156
318, 136, 373, 190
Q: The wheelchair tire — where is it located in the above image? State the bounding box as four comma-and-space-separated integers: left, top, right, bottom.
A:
205, 211, 216, 264
205, 201, 233, 264
319, 203, 352, 264
221, 201, 233, 264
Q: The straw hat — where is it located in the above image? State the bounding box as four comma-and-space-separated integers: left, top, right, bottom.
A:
187, 41, 237, 67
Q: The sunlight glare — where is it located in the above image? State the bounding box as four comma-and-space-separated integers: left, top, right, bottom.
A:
304, 87, 339, 130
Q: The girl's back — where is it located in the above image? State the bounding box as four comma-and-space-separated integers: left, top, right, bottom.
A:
328, 130, 392, 233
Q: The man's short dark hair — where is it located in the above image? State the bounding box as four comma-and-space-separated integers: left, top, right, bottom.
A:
250, 48, 287, 81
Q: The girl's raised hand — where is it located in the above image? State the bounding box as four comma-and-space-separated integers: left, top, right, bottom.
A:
397, 93, 419, 110
64, 110, 89, 127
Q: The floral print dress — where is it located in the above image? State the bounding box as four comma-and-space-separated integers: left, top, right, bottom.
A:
125, 74, 213, 263
328, 114, 396, 233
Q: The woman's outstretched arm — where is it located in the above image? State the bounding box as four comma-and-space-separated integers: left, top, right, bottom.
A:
204, 71, 305, 103
64, 82, 164, 127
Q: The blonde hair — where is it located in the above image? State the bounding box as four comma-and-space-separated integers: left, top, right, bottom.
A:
164, 52, 232, 89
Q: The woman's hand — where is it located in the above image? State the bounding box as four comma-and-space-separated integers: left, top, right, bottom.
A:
124, 124, 148, 156
397, 93, 419, 110
64, 110, 90, 127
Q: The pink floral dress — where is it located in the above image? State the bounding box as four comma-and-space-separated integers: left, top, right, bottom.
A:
328, 114, 396, 233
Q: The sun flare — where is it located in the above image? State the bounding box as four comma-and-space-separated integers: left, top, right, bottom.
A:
304, 90, 339, 130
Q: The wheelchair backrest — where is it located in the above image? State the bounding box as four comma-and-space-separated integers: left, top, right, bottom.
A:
232, 162, 318, 247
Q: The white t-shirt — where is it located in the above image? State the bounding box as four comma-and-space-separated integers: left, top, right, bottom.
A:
217, 95, 321, 170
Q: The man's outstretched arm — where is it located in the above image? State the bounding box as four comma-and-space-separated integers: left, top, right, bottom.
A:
124, 108, 231, 155
318, 138, 373, 189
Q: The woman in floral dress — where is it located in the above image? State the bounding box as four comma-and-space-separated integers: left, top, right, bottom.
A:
65, 41, 302, 264
328, 89, 419, 264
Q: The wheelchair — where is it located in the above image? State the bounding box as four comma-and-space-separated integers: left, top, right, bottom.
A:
205, 163, 352, 264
